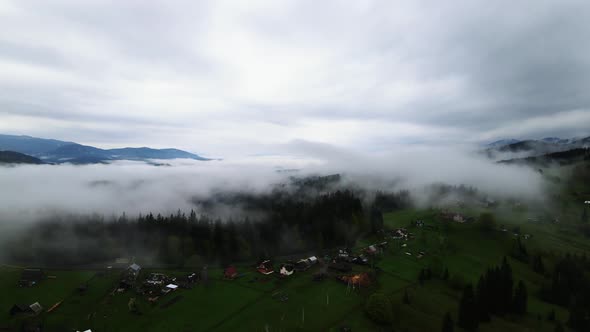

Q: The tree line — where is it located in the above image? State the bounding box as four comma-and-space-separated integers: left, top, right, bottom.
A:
2, 189, 410, 267
540, 253, 590, 331
456, 258, 528, 331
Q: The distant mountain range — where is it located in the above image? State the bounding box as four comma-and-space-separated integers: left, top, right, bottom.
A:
485, 136, 590, 160
499, 148, 590, 166
485, 139, 522, 148
0, 134, 209, 164
0, 150, 43, 164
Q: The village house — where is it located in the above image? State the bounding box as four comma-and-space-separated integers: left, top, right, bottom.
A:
114, 257, 130, 266
128, 263, 141, 276
257, 260, 274, 275
279, 263, 295, 276
484, 198, 498, 208
175, 272, 198, 289
364, 245, 378, 256
337, 248, 351, 260
224, 266, 238, 279
144, 273, 168, 286
161, 283, 178, 295
391, 228, 409, 240
439, 211, 470, 223
18, 268, 45, 287
351, 254, 369, 266
9, 304, 30, 316
453, 214, 466, 223
118, 263, 142, 292
9, 302, 43, 316
328, 261, 352, 272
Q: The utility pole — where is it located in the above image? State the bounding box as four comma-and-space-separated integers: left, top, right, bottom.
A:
302, 307, 305, 325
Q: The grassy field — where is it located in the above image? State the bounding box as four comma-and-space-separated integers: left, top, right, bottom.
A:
1, 202, 586, 331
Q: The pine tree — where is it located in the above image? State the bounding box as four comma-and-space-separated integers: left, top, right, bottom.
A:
568, 296, 590, 331
475, 275, 490, 322
533, 254, 545, 274
403, 290, 411, 304
500, 257, 514, 314
547, 308, 556, 321
419, 269, 426, 285
512, 280, 528, 315
441, 312, 454, 332
458, 284, 479, 331
554, 321, 564, 332
370, 207, 384, 233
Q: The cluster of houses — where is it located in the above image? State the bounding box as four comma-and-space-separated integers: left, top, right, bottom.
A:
137, 270, 199, 303
9, 269, 47, 318
322, 243, 387, 276
18, 268, 45, 287
107, 262, 204, 306
223, 255, 322, 279
139, 272, 179, 300
439, 211, 474, 223
221, 245, 386, 289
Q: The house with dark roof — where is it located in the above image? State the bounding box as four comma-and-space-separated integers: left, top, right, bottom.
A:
19, 268, 45, 287
279, 263, 295, 277
328, 261, 352, 272
294, 256, 318, 272
128, 263, 141, 275
9, 304, 31, 316
9, 302, 43, 316
257, 260, 274, 275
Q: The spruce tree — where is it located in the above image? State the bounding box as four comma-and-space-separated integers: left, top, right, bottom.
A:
554, 321, 564, 332
475, 275, 490, 322
512, 280, 528, 315
441, 312, 454, 332
419, 269, 426, 285
500, 257, 514, 314
458, 284, 478, 331
403, 290, 411, 304
533, 254, 545, 274
547, 308, 556, 321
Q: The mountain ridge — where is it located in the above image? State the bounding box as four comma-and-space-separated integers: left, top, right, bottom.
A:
485, 135, 590, 160
0, 134, 210, 164
0, 150, 44, 164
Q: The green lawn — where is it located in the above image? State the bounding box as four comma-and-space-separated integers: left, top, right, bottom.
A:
1, 204, 585, 331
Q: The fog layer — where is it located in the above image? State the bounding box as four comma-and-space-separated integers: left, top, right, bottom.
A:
0, 143, 546, 223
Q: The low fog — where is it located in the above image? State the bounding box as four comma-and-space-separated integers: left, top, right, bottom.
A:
0, 142, 547, 224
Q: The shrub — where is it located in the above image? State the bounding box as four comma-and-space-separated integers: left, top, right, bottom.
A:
365, 293, 393, 324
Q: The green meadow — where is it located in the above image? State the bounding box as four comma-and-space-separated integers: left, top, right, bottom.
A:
2, 201, 585, 331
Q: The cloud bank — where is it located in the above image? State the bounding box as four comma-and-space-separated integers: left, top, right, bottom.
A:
0, 143, 545, 223
0, 0, 589, 156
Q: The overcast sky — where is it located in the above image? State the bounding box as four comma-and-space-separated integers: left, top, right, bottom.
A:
1, 0, 589, 157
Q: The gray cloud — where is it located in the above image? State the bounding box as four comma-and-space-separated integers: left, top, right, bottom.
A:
0, 0, 589, 156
